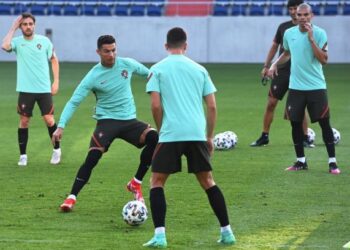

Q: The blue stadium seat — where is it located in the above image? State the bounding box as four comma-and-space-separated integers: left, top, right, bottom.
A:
343, 3, 350, 15
310, 3, 321, 15
82, 4, 95, 15
323, 4, 338, 15
114, 5, 128, 15
30, 4, 47, 15
47, 4, 63, 15
64, 4, 80, 16
231, 4, 245, 15
0, 4, 12, 15
14, 4, 28, 14
268, 3, 284, 16
97, 4, 111, 15
147, 5, 163, 16
249, 4, 265, 16
213, 5, 229, 16
130, 5, 145, 16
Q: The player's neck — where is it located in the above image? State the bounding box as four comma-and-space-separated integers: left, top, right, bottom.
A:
23, 34, 34, 40
168, 48, 185, 55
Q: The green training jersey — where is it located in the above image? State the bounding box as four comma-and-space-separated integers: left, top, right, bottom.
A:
10, 34, 54, 93
283, 25, 328, 90
146, 54, 216, 143
58, 57, 149, 128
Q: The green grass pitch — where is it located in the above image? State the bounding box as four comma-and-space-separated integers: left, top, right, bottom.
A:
0, 62, 349, 249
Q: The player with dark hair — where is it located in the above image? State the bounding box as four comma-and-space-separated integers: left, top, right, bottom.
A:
143, 27, 235, 248
250, 0, 314, 148
2, 13, 61, 166
268, 3, 341, 174
53, 35, 158, 212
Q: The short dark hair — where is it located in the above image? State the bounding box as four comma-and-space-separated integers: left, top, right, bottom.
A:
166, 27, 187, 49
21, 13, 35, 23
287, 0, 304, 7
97, 35, 116, 49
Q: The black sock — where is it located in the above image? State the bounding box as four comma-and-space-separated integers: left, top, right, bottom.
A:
206, 185, 230, 227
291, 121, 304, 158
48, 123, 60, 149
150, 187, 166, 228
262, 132, 269, 138
319, 118, 335, 158
18, 128, 28, 155
70, 150, 102, 196
134, 130, 158, 181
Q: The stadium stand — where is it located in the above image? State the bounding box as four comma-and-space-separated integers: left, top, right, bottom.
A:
0, 0, 348, 16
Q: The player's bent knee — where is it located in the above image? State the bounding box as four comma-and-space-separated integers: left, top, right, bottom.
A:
43, 115, 55, 127
145, 129, 158, 146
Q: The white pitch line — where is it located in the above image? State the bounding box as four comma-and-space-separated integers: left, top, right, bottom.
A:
343, 241, 350, 248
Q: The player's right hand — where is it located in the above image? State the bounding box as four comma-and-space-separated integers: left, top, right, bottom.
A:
268, 64, 278, 79
52, 127, 63, 145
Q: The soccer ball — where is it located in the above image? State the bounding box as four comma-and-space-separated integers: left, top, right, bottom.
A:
223, 131, 238, 147
307, 128, 316, 144
332, 128, 341, 144
213, 131, 238, 150
122, 200, 148, 226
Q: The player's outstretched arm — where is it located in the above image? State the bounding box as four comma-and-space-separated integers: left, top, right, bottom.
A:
51, 54, 60, 95
268, 51, 290, 79
1, 16, 22, 51
261, 42, 279, 77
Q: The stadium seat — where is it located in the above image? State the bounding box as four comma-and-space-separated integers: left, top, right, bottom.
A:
47, 4, 62, 15
114, 5, 128, 15
0, 4, 12, 15
268, 3, 284, 16
231, 4, 245, 15
63, 4, 80, 16
213, 5, 229, 16
343, 3, 350, 15
97, 4, 111, 15
30, 4, 47, 15
13, 4, 28, 14
310, 3, 321, 15
130, 5, 145, 16
82, 4, 95, 15
249, 4, 265, 16
323, 4, 338, 15
147, 5, 163, 16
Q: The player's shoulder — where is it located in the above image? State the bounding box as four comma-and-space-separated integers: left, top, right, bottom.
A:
313, 25, 327, 35
117, 57, 140, 66
284, 25, 298, 35
34, 34, 50, 42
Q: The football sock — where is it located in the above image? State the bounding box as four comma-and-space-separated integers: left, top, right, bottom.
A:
155, 227, 165, 234
262, 132, 269, 138
328, 157, 336, 164
291, 121, 304, 158
70, 149, 103, 196
319, 118, 335, 158
135, 130, 158, 181
297, 157, 306, 163
68, 194, 76, 200
221, 225, 233, 233
18, 128, 28, 155
47, 123, 60, 149
206, 185, 230, 227
150, 187, 166, 228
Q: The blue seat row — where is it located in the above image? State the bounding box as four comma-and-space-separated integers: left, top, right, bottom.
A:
0, 3, 164, 16
213, 2, 350, 16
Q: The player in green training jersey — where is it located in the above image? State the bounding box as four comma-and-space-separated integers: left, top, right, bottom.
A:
2, 13, 61, 167
52, 35, 158, 212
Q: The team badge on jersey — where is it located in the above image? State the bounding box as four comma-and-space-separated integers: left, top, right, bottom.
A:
37, 44, 42, 50
121, 70, 128, 79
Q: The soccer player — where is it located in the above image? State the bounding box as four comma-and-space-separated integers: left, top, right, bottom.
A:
250, 0, 314, 148
1, 13, 61, 166
143, 27, 236, 248
268, 3, 341, 174
53, 35, 158, 212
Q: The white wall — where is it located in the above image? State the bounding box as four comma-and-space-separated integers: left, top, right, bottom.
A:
0, 16, 349, 63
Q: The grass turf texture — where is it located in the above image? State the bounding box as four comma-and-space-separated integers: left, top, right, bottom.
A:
0, 62, 349, 249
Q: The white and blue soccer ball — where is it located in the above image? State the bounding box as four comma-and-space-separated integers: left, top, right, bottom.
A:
307, 128, 316, 144
332, 128, 341, 145
122, 200, 148, 226
214, 131, 238, 150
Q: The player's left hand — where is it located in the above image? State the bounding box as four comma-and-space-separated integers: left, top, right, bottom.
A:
51, 81, 59, 95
